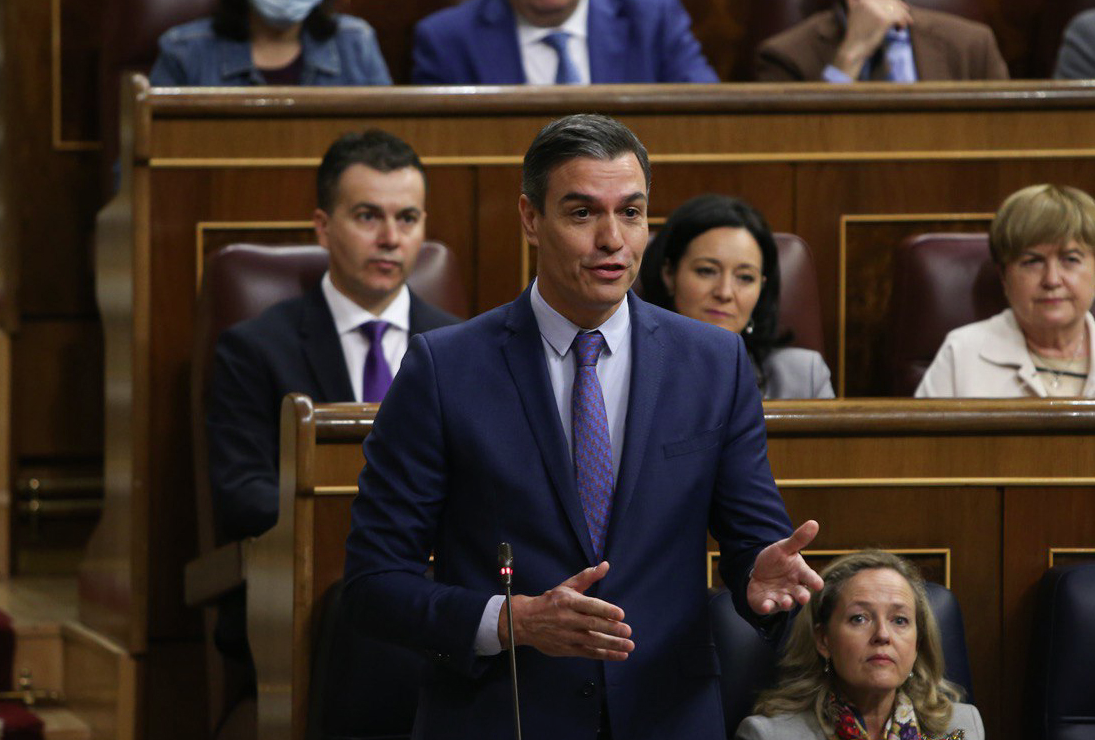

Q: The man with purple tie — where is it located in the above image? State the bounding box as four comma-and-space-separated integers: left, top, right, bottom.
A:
206, 129, 459, 543
343, 115, 821, 739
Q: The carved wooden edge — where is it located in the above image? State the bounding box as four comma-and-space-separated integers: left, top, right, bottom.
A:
80, 73, 152, 651
61, 621, 139, 740
251, 393, 316, 740
763, 398, 1095, 434
312, 402, 379, 442
139, 77, 1095, 117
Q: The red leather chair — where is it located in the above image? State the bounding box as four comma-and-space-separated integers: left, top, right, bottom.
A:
887, 233, 1006, 396
188, 241, 465, 739
775, 232, 825, 354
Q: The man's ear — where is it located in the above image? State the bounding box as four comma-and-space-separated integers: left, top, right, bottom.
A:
313, 208, 330, 249
518, 194, 540, 247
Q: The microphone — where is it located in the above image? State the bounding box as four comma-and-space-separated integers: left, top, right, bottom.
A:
498, 542, 522, 740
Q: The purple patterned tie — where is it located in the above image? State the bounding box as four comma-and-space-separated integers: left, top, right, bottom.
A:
360, 321, 392, 402
572, 331, 613, 560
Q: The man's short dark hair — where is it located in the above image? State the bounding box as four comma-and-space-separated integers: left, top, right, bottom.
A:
316, 129, 426, 212
522, 114, 652, 212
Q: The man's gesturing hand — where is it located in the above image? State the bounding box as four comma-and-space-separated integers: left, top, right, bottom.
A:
498, 561, 634, 661
747, 520, 825, 615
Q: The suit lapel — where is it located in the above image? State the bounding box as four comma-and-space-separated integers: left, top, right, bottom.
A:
300, 287, 355, 402
604, 296, 664, 559
908, 9, 949, 80
476, 0, 527, 84
501, 290, 597, 563
587, 0, 629, 83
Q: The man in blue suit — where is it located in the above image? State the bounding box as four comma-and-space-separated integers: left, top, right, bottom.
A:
411, 0, 719, 84
343, 114, 821, 739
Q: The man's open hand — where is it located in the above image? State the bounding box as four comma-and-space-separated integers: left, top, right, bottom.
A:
834, 0, 914, 78
499, 561, 634, 661
747, 520, 824, 615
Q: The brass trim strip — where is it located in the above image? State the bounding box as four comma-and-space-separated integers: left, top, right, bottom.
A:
314, 486, 357, 496
149, 149, 1095, 170
195, 220, 314, 290
837, 212, 996, 395
707, 548, 951, 588
777, 477, 1095, 487
1048, 547, 1095, 568
50, 0, 101, 151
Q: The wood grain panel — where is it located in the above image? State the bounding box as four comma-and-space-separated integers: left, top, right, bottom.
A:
1001, 486, 1095, 740
57, 0, 101, 145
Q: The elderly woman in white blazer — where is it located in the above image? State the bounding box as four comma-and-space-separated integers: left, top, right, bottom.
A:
735, 551, 984, 740
918, 184, 1095, 398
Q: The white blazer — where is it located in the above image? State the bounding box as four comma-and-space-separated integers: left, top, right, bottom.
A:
915, 308, 1095, 398
736, 702, 985, 740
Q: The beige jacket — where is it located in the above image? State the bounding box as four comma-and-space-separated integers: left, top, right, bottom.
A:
736, 703, 985, 740
915, 308, 1095, 398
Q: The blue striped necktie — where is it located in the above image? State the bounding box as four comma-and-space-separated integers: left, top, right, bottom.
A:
571, 331, 613, 559
542, 31, 581, 85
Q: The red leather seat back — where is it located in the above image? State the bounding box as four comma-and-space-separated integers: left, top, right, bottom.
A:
775, 232, 825, 354
887, 233, 1007, 396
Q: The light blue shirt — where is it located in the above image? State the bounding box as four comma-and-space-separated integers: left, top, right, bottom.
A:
474, 280, 633, 655
822, 20, 918, 82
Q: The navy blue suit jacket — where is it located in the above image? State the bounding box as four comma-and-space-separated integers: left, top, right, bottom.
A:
207, 285, 459, 540
411, 0, 719, 84
343, 289, 792, 739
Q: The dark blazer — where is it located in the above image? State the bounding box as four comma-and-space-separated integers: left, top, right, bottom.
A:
343, 288, 794, 739
411, 0, 719, 84
755, 6, 1009, 81
206, 285, 459, 541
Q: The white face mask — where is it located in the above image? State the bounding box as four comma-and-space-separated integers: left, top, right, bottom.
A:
249, 0, 323, 28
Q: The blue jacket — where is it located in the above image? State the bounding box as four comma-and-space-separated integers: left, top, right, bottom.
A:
150, 14, 391, 86
343, 288, 792, 739
411, 0, 719, 84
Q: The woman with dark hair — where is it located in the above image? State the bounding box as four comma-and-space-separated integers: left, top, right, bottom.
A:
150, 0, 391, 86
640, 194, 834, 398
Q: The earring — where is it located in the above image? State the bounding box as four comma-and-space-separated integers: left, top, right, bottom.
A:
744, 319, 755, 335
824, 657, 831, 674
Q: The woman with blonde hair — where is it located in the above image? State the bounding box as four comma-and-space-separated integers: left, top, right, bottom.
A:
917, 184, 1095, 397
736, 550, 983, 740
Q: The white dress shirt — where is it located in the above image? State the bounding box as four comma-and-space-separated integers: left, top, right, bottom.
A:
475, 279, 632, 655
321, 272, 411, 402
515, 0, 591, 85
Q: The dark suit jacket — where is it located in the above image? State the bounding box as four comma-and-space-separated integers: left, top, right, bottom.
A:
343, 288, 793, 740
411, 0, 719, 84
207, 285, 459, 541
755, 6, 1009, 81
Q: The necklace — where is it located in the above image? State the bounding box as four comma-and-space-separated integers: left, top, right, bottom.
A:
1029, 327, 1087, 389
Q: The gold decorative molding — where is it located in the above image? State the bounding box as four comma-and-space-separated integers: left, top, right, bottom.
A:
836, 212, 995, 396
148, 150, 1095, 170
707, 547, 951, 589
776, 477, 1095, 487
1048, 547, 1095, 569
50, 0, 100, 151
195, 220, 314, 290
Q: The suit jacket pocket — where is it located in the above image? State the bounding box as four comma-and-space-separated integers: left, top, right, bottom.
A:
663, 426, 723, 459
677, 643, 721, 677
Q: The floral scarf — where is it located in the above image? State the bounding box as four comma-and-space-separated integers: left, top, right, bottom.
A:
825, 691, 964, 740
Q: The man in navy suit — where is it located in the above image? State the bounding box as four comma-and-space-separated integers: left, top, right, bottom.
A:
411, 0, 719, 85
208, 129, 459, 543
343, 115, 821, 739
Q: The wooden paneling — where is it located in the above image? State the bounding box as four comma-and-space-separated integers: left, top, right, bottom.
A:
256, 399, 1095, 740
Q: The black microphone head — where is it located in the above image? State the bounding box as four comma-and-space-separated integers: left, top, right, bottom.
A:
498, 542, 513, 568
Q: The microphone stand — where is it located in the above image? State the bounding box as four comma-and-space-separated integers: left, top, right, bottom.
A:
498, 542, 522, 740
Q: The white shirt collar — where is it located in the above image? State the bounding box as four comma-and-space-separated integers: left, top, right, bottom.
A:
516, 0, 589, 48
529, 278, 629, 359
321, 272, 411, 335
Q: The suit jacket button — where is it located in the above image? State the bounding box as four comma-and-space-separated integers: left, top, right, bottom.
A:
580, 681, 596, 698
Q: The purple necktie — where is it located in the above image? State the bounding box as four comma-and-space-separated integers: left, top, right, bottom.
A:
360, 321, 393, 402
572, 331, 613, 559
